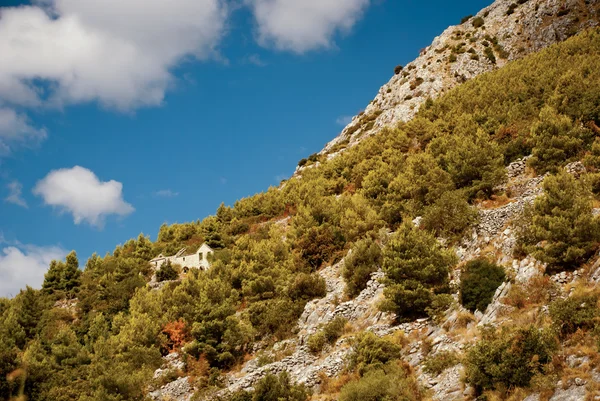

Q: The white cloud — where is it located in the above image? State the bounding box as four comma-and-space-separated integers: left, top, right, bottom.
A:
0, 108, 47, 155
0, 1, 228, 112
33, 166, 134, 227
154, 189, 179, 198
336, 115, 353, 126
0, 243, 67, 298
5, 180, 27, 208
246, 0, 370, 53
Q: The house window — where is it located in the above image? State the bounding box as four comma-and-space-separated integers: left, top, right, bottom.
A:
199, 252, 204, 260
183, 257, 186, 261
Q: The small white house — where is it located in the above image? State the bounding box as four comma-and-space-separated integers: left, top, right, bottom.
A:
150, 243, 214, 271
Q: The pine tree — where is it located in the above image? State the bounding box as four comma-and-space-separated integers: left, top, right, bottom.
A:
380, 223, 457, 321
518, 171, 600, 272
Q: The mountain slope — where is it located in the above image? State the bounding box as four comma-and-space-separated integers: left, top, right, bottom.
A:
316, 0, 600, 161
2, 2, 600, 401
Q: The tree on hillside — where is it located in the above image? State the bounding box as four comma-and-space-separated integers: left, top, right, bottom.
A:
528, 107, 592, 174
380, 223, 457, 321
517, 171, 600, 272
42, 251, 81, 298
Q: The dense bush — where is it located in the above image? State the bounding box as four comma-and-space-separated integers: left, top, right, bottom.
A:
472, 16, 485, 28
421, 190, 478, 241
339, 363, 423, 401
394, 65, 403, 74
465, 326, 557, 393
527, 107, 592, 174
381, 223, 457, 321
517, 171, 600, 272
459, 258, 506, 312
549, 292, 599, 338
342, 238, 382, 298
429, 128, 506, 198
156, 260, 179, 282
423, 350, 460, 375
350, 332, 403, 375
225, 372, 308, 401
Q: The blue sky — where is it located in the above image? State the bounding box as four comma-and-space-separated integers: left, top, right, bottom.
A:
0, 0, 489, 296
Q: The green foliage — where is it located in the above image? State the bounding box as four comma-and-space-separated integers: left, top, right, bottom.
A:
42, 251, 81, 298
343, 238, 382, 298
307, 316, 347, 354
472, 16, 485, 28
549, 292, 600, 338
423, 350, 460, 375
528, 107, 592, 173
156, 260, 179, 282
381, 223, 457, 321
429, 126, 506, 198
459, 258, 506, 312
226, 372, 308, 401
338, 363, 423, 401
350, 332, 403, 375
394, 65, 404, 75
465, 326, 557, 393
517, 171, 600, 272
287, 273, 326, 302
421, 190, 478, 241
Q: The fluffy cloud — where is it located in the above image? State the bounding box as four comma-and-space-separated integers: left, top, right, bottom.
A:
0, 0, 227, 150
0, 243, 67, 297
247, 0, 370, 53
33, 166, 134, 227
0, 1, 227, 110
5, 180, 27, 208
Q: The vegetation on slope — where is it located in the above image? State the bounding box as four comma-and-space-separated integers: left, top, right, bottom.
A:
2, 28, 600, 401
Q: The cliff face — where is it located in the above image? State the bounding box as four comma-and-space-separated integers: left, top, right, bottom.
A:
317, 0, 599, 159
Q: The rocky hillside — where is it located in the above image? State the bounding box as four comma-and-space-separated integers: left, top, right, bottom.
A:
315, 0, 600, 161
3, 2, 600, 401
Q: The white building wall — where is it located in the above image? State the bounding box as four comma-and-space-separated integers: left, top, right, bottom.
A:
151, 244, 213, 271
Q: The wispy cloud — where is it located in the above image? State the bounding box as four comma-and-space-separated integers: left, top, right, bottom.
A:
336, 115, 353, 126
154, 189, 179, 198
243, 53, 267, 66
4, 180, 27, 208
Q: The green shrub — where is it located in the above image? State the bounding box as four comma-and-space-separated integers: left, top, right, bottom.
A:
339, 364, 423, 401
381, 223, 457, 322
287, 273, 327, 302
484, 47, 496, 64
423, 350, 460, 375
342, 238, 382, 298
428, 128, 506, 199
226, 372, 308, 401
307, 331, 327, 354
449, 54, 458, 63
460, 15, 473, 24
394, 65, 404, 75
465, 326, 557, 393
421, 190, 478, 241
549, 292, 599, 338
516, 171, 600, 272
459, 258, 505, 312
527, 107, 592, 174
307, 316, 347, 354
350, 332, 402, 375
156, 260, 179, 282
472, 16, 485, 28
